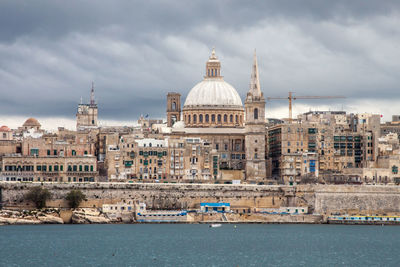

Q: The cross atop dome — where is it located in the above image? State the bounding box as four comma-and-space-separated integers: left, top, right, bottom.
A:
205, 47, 222, 79
209, 47, 218, 60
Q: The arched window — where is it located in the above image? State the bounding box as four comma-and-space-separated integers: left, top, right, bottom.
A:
205, 114, 209, 122
208, 69, 210, 76
172, 102, 176, 111
188, 115, 191, 123
224, 114, 227, 122
218, 114, 221, 122
212, 114, 215, 122
199, 114, 203, 123
193, 114, 197, 123
230, 114, 233, 123
211, 69, 214, 76
254, 108, 259, 120
235, 115, 238, 123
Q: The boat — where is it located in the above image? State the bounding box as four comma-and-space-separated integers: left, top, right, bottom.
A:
209, 223, 222, 228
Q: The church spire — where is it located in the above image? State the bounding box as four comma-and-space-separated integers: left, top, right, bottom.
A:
249, 49, 262, 98
90, 81, 96, 106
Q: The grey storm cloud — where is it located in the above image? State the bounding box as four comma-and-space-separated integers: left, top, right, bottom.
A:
1, 0, 400, 122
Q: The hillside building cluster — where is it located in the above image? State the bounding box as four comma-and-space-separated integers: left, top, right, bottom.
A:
1, 49, 400, 185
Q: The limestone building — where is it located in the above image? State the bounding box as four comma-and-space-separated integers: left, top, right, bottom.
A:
76, 83, 98, 130
244, 52, 267, 180
166, 48, 268, 182
166, 93, 181, 127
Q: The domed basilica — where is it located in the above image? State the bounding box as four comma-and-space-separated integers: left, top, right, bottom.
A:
166, 48, 268, 181
182, 48, 244, 127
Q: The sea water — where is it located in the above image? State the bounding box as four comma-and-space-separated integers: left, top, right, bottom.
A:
0, 224, 399, 266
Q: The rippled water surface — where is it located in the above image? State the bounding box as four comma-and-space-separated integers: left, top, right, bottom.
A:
0, 224, 399, 266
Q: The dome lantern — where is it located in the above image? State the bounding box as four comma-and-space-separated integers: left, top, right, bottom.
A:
205, 47, 222, 78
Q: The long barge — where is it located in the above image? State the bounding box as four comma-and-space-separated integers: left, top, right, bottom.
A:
328, 215, 400, 225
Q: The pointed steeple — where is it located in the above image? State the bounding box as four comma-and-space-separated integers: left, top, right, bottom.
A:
249, 49, 262, 99
90, 81, 96, 106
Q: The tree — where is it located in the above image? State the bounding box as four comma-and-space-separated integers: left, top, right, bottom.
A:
66, 190, 86, 209
25, 186, 51, 209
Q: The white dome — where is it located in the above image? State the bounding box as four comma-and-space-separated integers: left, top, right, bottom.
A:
183, 78, 243, 109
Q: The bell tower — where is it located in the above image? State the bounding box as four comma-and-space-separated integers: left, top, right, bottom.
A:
245, 50, 266, 181
167, 92, 181, 127
76, 82, 98, 130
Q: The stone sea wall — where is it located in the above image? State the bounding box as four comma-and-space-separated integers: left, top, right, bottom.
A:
1, 182, 400, 215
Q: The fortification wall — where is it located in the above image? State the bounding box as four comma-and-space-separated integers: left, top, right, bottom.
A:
0, 182, 290, 210
1, 182, 400, 215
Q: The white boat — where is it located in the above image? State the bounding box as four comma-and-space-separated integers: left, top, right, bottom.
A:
209, 223, 222, 228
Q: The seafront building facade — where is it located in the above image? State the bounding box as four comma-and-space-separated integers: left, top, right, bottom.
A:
0, 48, 400, 185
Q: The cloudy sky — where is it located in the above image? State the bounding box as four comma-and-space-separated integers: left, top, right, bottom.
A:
1, 0, 400, 130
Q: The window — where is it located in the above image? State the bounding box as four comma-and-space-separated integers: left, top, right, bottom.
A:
188, 115, 191, 123
392, 166, 398, 174
72, 150, 76, 156
218, 114, 221, 122
254, 108, 258, 120
30, 149, 39, 156
199, 114, 203, 123
2, 133, 5, 138
205, 114, 209, 122
193, 114, 197, 123
235, 115, 238, 123
47, 150, 50, 156
90, 165, 94, 172
230, 114, 233, 122
224, 114, 227, 122
172, 102, 176, 110
53, 150, 57, 156
212, 114, 215, 122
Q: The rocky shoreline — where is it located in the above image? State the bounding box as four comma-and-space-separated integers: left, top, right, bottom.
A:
0, 208, 324, 225
0, 208, 114, 225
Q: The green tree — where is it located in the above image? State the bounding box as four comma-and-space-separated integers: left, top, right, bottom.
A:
25, 186, 51, 209
65, 190, 86, 209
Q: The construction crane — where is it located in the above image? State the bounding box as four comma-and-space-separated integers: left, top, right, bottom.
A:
267, 91, 346, 123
